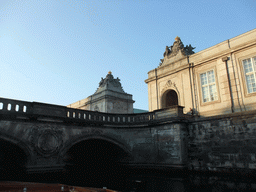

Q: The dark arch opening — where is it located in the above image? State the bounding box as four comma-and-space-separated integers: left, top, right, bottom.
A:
162, 90, 178, 108
0, 139, 27, 181
64, 139, 131, 190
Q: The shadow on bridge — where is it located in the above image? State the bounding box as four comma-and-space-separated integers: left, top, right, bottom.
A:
63, 139, 131, 190
0, 139, 27, 181
0, 137, 131, 191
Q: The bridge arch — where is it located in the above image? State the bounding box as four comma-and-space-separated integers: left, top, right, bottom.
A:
0, 135, 32, 159
0, 135, 30, 180
60, 134, 132, 158
60, 135, 132, 189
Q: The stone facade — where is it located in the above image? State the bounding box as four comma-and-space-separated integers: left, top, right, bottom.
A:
145, 29, 256, 116
67, 71, 134, 114
188, 110, 256, 172
0, 98, 188, 173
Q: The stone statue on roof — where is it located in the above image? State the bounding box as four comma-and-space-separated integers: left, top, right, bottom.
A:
184, 44, 196, 55
159, 36, 196, 66
95, 71, 125, 94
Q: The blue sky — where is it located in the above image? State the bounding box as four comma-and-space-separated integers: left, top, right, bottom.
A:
0, 0, 255, 110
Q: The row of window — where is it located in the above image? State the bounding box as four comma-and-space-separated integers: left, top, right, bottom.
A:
200, 56, 256, 103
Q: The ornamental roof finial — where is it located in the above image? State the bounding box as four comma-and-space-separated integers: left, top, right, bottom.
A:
108, 71, 112, 74
175, 36, 180, 41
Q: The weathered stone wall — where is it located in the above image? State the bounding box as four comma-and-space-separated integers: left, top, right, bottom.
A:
0, 118, 187, 173
188, 110, 256, 172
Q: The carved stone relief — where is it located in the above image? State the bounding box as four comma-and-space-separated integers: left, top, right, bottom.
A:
159, 36, 195, 66
29, 125, 63, 157
160, 80, 178, 96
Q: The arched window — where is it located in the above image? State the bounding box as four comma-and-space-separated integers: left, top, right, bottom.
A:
162, 90, 178, 108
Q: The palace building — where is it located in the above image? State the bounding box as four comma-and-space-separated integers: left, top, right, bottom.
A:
67, 71, 135, 114
145, 28, 256, 117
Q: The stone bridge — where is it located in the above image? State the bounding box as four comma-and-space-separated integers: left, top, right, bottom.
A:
2, 96, 256, 188
0, 97, 188, 175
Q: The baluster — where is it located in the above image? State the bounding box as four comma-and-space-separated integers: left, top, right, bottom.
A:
9, 101, 17, 111
19, 104, 24, 112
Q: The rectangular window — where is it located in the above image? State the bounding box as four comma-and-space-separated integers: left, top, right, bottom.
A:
200, 70, 218, 103
243, 56, 256, 93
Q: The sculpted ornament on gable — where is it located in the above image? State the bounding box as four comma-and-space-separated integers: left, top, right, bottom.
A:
160, 80, 179, 96
159, 36, 195, 66
164, 80, 177, 89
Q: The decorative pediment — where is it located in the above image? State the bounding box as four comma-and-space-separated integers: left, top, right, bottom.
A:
95, 71, 125, 94
159, 36, 195, 66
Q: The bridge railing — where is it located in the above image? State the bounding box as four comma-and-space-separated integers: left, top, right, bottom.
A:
0, 97, 32, 114
0, 97, 184, 125
0, 97, 157, 124
65, 107, 156, 124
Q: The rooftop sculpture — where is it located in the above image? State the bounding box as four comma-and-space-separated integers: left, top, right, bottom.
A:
159, 36, 195, 66
95, 71, 125, 94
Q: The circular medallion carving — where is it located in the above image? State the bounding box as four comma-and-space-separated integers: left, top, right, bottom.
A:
30, 125, 63, 157
38, 132, 58, 154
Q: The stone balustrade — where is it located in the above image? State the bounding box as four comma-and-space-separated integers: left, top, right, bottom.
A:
0, 97, 184, 125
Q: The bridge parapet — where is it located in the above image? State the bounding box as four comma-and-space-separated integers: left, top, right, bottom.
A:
0, 97, 32, 114
0, 97, 185, 125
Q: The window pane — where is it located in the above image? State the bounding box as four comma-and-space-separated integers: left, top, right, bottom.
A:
200, 73, 207, 85
243, 58, 253, 73
202, 86, 209, 102
207, 70, 215, 84
246, 74, 256, 93
209, 84, 217, 101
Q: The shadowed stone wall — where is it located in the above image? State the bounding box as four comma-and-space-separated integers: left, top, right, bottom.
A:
0, 98, 188, 173
0, 119, 188, 173
188, 110, 256, 172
